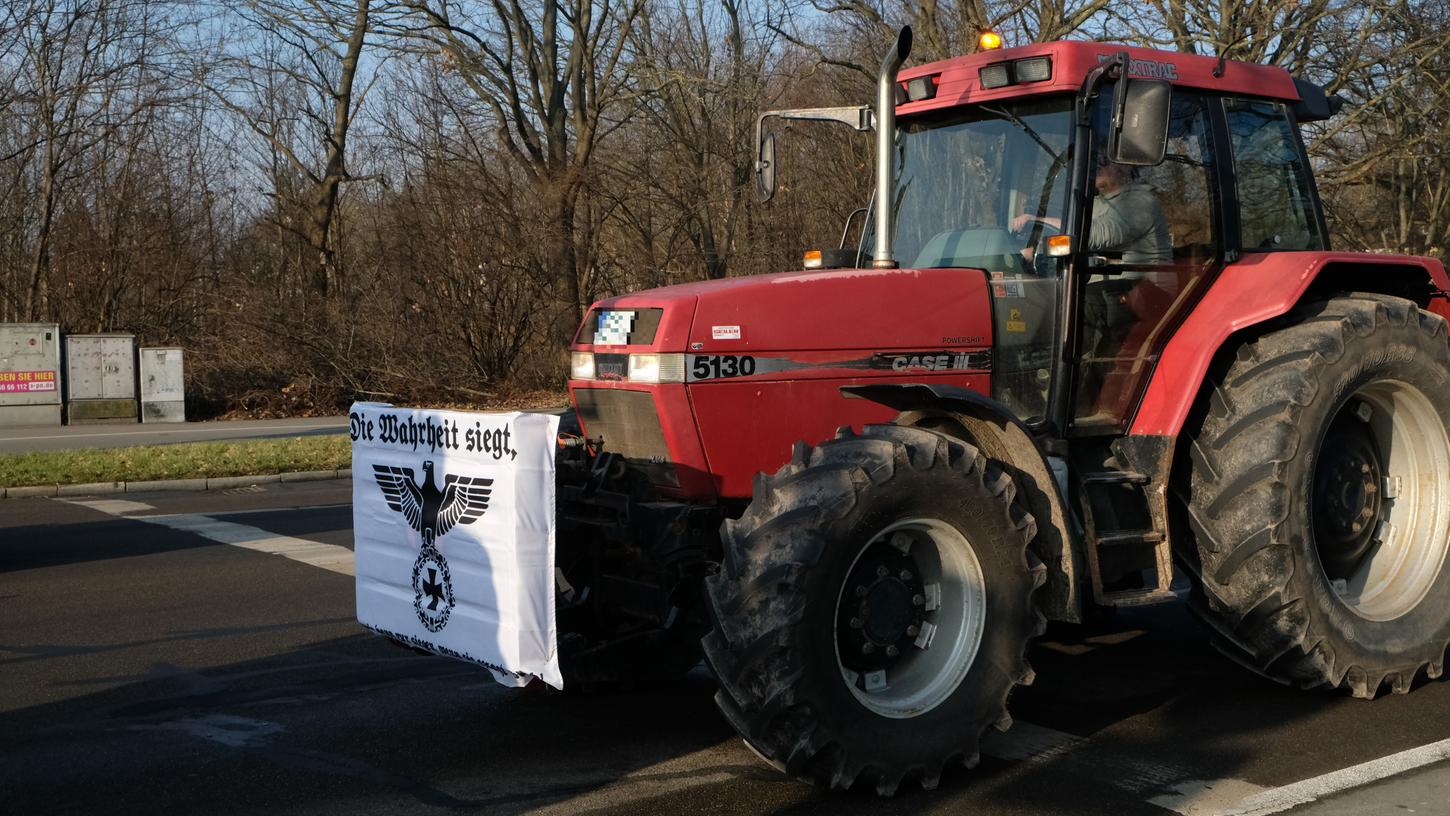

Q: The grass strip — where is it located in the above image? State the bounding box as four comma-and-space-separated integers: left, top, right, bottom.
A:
0, 435, 351, 488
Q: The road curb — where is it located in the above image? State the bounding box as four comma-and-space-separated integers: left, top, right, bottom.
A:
1, 470, 353, 499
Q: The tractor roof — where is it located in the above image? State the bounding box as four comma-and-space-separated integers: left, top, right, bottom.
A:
897, 41, 1302, 118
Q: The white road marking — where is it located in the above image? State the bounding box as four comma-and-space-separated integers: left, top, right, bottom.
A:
982, 720, 1084, 763
210, 503, 351, 516
4, 422, 344, 442
982, 722, 1450, 816
1151, 778, 1271, 816
141, 513, 354, 575
58, 497, 354, 576
61, 498, 156, 515
1219, 738, 1450, 816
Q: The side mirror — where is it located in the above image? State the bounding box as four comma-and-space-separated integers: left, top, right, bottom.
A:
1109, 78, 1171, 166
757, 132, 777, 202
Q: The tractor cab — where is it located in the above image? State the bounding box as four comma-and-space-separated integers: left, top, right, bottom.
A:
764, 34, 1331, 438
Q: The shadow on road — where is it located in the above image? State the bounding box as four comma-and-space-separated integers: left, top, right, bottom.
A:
3, 505, 1446, 816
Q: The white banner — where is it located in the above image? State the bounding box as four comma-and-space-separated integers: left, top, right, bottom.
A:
351, 402, 562, 689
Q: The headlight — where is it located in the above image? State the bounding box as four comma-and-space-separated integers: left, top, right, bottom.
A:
570, 351, 595, 380
627, 353, 685, 383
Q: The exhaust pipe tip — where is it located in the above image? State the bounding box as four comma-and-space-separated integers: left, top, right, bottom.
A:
887, 26, 913, 71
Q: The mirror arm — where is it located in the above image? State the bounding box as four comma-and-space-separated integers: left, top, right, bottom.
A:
755, 106, 874, 202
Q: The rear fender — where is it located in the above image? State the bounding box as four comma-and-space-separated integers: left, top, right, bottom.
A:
842, 383, 1082, 623
1133, 252, 1450, 437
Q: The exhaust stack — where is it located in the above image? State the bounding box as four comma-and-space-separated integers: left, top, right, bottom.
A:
872, 27, 913, 269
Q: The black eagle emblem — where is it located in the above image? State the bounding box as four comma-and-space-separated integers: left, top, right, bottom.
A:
372, 460, 494, 547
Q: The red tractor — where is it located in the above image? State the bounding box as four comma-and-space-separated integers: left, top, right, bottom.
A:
553, 28, 1450, 795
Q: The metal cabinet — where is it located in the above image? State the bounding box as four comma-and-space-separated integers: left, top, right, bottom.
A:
0, 323, 62, 427
65, 334, 137, 424
138, 347, 185, 423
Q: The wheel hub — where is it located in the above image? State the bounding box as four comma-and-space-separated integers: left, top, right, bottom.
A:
839, 544, 925, 669
1313, 405, 1383, 581
862, 578, 917, 645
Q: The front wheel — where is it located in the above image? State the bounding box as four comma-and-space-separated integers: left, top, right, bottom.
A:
702, 424, 1044, 795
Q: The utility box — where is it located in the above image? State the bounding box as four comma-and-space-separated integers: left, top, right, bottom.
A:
0, 323, 63, 427
138, 347, 185, 423
65, 334, 137, 424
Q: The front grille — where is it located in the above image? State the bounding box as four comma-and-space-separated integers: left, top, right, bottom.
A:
573, 389, 678, 487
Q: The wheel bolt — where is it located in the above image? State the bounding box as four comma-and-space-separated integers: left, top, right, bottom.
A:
912, 594, 925, 606
885, 645, 899, 657
849, 617, 864, 629
856, 586, 869, 598
862, 642, 876, 655
906, 625, 919, 637
899, 570, 913, 581
876, 565, 889, 578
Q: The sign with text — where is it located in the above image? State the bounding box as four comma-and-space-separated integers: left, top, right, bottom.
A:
351, 402, 562, 689
0, 370, 56, 393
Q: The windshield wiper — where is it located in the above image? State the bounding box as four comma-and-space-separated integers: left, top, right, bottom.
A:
981, 104, 1062, 163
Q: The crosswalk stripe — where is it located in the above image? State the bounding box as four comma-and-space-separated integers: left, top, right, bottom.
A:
56, 497, 354, 576
60, 498, 156, 515
1219, 737, 1450, 816
138, 513, 355, 575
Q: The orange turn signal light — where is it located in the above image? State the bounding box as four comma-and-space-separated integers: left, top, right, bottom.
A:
803, 249, 824, 269
979, 31, 1003, 51
1047, 235, 1072, 257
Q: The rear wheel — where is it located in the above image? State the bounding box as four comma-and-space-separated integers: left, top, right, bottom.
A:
1182, 294, 1450, 697
703, 424, 1044, 795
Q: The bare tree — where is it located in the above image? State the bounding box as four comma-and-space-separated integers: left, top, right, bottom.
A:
4, 0, 179, 320
383, 0, 646, 333
205, 0, 379, 299
770, 0, 1113, 79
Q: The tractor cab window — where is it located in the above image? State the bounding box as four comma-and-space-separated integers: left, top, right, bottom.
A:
1226, 99, 1324, 251
863, 96, 1074, 424
873, 96, 1074, 273
1073, 88, 1220, 433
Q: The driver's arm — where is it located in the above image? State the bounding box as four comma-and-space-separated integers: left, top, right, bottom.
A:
1010, 213, 1062, 232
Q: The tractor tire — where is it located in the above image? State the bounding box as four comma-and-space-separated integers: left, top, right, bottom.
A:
1181, 294, 1450, 698
702, 424, 1045, 795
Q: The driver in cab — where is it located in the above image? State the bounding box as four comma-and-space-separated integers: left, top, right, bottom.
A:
1011, 159, 1170, 266
1011, 158, 1175, 422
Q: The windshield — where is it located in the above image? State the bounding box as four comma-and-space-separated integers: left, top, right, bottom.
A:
864, 96, 1074, 272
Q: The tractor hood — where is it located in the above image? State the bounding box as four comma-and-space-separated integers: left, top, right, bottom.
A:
575, 266, 994, 353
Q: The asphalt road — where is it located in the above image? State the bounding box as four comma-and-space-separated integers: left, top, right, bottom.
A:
0, 416, 348, 453
3, 482, 1448, 815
